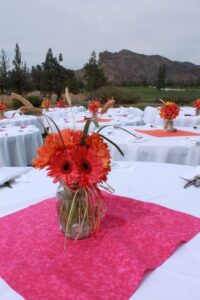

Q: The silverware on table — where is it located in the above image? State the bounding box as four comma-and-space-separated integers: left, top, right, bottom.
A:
180, 175, 200, 188
0, 179, 15, 188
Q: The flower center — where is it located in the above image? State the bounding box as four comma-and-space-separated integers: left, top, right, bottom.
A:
81, 160, 92, 173
61, 161, 72, 173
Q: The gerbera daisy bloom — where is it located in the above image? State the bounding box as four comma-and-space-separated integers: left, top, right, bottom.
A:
159, 101, 180, 120
73, 146, 106, 187
194, 99, 200, 109
88, 101, 101, 114
42, 100, 51, 108
47, 149, 79, 186
86, 133, 111, 175
33, 134, 64, 168
61, 129, 82, 149
0, 103, 6, 111
33, 129, 83, 169
55, 100, 67, 108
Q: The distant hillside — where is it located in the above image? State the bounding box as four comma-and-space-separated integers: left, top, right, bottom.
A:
76, 49, 200, 85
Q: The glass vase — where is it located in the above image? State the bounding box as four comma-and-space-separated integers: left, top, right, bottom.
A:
196, 108, 200, 116
163, 119, 174, 132
0, 111, 4, 118
92, 113, 98, 119
56, 183, 105, 240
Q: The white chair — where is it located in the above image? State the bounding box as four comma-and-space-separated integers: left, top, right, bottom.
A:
143, 106, 158, 124
128, 107, 143, 117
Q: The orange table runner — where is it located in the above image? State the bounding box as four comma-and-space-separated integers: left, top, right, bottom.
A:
135, 129, 200, 137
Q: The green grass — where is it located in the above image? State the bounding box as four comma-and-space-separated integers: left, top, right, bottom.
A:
120, 87, 200, 105
83, 86, 200, 109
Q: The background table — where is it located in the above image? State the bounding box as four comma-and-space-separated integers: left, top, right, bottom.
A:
1, 161, 200, 299
154, 114, 200, 127
0, 115, 43, 132
0, 126, 43, 166
103, 125, 200, 165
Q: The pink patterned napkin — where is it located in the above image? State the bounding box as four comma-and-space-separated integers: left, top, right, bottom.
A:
0, 193, 200, 300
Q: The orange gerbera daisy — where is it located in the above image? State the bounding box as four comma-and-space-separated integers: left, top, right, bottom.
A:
73, 146, 106, 187
33, 134, 63, 168
42, 100, 51, 108
61, 129, 82, 149
88, 101, 101, 114
0, 103, 6, 111
32, 129, 83, 169
86, 133, 111, 175
47, 150, 79, 186
194, 99, 200, 109
159, 101, 180, 120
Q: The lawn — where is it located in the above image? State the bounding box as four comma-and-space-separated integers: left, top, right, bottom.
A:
122, 87, 200, 105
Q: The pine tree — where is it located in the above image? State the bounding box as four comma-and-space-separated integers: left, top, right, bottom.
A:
10, 43, 29, 94
31, 65, 43, 91
83, 51, 107, 90
42, 49, 78, 98
42, 48, 58, 97
0, 49, 9, 94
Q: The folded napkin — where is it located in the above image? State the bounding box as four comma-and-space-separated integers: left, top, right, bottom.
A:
0, 167, 31, 186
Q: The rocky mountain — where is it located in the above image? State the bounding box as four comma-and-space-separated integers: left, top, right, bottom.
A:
76, 49, 200, 85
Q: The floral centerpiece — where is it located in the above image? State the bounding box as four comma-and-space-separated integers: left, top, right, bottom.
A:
42, 99, 51, 111
159, 100, 180, 131
0, 103, 7, 118
55, 100, 68, 108
88, 100, 101, 118
33, 119, 121, 240
194, 99, 200, 116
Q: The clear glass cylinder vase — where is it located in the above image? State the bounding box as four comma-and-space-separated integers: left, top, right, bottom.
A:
56, 183, 104, 240
163, 119, 173, 132
196, 108, 200, 116
0, 111, 4, 118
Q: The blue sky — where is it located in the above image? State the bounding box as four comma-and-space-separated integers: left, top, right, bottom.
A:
1, 0, 200, 69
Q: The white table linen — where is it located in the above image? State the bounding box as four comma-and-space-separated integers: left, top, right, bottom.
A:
154, 114, 200, 128
102, 125, 200, 165
1, 162, 200, 299
0, 115, 43, 132
0, 126, 43, 166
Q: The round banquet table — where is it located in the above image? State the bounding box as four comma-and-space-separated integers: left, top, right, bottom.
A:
56, 115, 144, 132
0, 115, 43, 132
42, 106, 86, 121
102, 125, 200, 166
0, 161, 200, 300
0, 126, 43, 166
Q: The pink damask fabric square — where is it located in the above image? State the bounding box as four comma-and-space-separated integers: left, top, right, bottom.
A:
0, 193, 200, 300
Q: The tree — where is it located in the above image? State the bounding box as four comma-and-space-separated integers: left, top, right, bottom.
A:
42, 49, 79, 98
83, 51, 107, 90
10, 43, 30, 93
42, 48, 63, 97
156, 63, 167, 89
31, 64, 43, 91
0, 49, 9, 94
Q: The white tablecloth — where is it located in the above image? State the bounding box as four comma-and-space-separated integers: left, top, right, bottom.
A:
154, 114, 200, 127
56, 115, 144, 132
104, 125, 200, 165
0, 115, 43, 132
0, 126, 43, 166
1, 162, 200, 299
